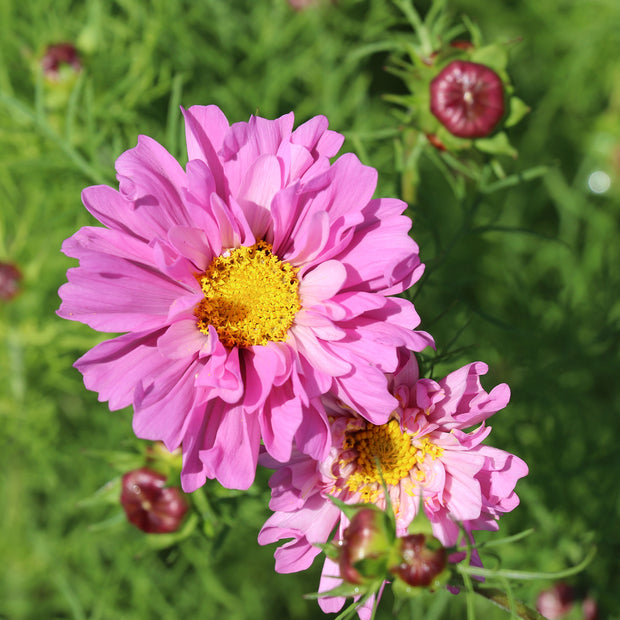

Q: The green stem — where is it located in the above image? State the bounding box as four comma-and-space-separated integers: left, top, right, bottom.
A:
473, 587, 546, 620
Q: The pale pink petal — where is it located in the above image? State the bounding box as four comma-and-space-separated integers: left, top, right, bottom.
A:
289, 326, 352, 377
318, 557, 346, 614
298, 259, 347, 306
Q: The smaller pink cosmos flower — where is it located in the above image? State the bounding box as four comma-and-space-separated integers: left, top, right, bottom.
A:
121, 467, 189, 533
430, 60, 505, 138
258, 352, 527, 615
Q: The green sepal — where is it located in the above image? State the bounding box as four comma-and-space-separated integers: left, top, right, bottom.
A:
303, 579, 383, 601
314, 541, 342, 561
82, 448, 146, 474
77, 476, 122, 508
391, 565, 452, 599
470, 44, 509, 74
327, 495, 377, 521
407, 499, 434, 537
144, 512, 199, 550
505, 96, 531, 128
475, 132, 518, 158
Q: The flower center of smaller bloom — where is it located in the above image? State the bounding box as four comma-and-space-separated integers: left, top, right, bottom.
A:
340, 419, 443, 503
195, 241, 301, 348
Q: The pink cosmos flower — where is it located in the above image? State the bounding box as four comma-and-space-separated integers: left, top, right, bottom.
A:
58, 106, 433, 492
258, 352, 528, 614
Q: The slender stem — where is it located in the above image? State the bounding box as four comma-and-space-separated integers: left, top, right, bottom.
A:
473, 587, 547, 620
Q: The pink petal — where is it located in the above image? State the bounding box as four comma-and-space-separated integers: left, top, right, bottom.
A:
236, 154, 283, 239
132, 361, 203, 450
182, 105, 230, 197
289, 326, 352, 377
115, 135, 189, 228
198, 400, 260, 490
298, 259, 347, 306
196, 343, 244, 403
74, 329, 167, 411
156, 318, 214, 359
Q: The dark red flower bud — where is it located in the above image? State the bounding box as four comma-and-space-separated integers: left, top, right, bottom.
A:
582, 597, 598, 620
389, 534, 447, 587
120, 468, 188, 534
430, 60, 505, 138
0, 262, 22, 301
41, 43, 82, 81
338, 508, 390, 584
535, 583, 574, 619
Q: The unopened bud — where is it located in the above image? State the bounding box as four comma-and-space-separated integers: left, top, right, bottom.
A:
536, 583, 574, 619
390, 534, 447, 588
430, 60, 505, 138
0, 262, 22, 301
41, 43, 82, 82
120, 468, 188, 534
338, 508, 390, 584
582, 596, 598, 620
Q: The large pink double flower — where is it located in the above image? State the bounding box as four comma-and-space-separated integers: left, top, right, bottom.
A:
258, 353, 528, 614
58, 106, 432, 491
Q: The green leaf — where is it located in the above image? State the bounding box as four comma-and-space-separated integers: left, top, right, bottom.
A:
505, 96, 531, 128
474, 587, 547, 619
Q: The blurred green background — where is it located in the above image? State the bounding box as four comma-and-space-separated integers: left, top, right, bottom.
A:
1, 0, 618, 618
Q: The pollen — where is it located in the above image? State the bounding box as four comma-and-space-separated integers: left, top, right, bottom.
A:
195, 241, 301, 348
342, 419, 443, 503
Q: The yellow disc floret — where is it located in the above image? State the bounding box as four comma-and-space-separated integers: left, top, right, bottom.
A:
342, 419, 443, 502
195, 241, 301, 348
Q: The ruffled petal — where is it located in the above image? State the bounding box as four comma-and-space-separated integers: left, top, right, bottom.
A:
73, 329, 167, 411
115, 135, 189, 230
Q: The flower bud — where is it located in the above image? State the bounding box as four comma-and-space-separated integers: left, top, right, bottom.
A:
120, 468, 188, 534
338, 508, 391, 584
41, 42, 82, 82
0, 262, 22, 301
535, 583, 574, 619
389, 534, 447, 588
582, 597, 598, 620
430, 60, 505, 138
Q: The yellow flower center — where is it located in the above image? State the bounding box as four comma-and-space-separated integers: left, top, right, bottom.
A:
341, 419, 443, 502
195, 241, 301, 348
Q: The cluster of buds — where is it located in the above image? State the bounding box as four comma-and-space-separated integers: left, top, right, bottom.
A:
322, 504, 449, 601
